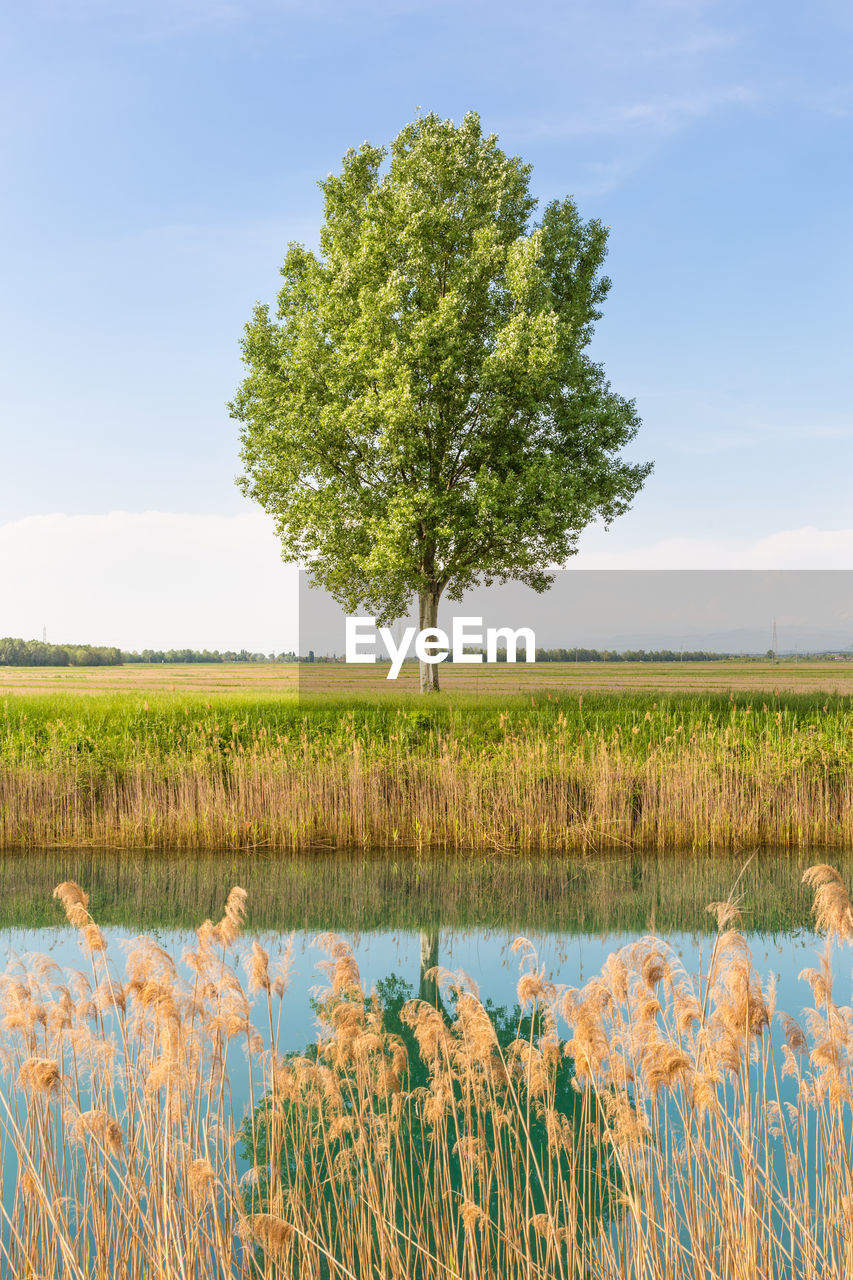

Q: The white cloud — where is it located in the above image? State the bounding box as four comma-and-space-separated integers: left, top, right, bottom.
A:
0, 511, 298, 653
2, 513, 852, 654
573, 527, 853, 569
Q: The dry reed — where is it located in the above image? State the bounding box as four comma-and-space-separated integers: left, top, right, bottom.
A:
0, 867, 851, 1275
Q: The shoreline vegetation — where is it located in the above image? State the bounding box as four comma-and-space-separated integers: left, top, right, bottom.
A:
1, 867, 851, 1277
3, 689, 853, 853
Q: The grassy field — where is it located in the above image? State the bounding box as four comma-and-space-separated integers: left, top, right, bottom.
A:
5, 658, 853, 695
2, 664, 853, 852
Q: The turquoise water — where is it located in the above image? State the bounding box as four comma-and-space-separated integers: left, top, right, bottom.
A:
0, 852, 839, 1128
0, 918, 827, 1058
0, 848, 848, 1276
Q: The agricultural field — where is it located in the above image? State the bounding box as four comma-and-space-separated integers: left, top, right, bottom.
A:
4, 657, 853, 696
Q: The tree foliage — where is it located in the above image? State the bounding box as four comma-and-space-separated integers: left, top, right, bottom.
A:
232, 111, 651, 688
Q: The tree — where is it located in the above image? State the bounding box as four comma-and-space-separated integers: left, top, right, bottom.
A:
231, 111, 651, 691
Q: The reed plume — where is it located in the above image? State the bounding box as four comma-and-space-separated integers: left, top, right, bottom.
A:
0, 867, 848, 1278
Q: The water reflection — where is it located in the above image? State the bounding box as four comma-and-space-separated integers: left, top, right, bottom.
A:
0, 850, 849, 1275
0, 844, 842, 1073
0, 847, 846, 936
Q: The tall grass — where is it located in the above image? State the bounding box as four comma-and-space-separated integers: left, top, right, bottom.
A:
2, 691, 853, 850
0, 867, 852, 1276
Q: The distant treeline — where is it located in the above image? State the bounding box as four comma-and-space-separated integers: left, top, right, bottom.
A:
530, 647, 733, 663
0, 638, 122, 667
122, 649, 297, 664
0, 638, 297, 668
311, 647, 740, 664
0, 637, 828, 668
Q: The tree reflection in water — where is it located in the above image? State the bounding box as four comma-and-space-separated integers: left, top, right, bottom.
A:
240, 933, 619, 1277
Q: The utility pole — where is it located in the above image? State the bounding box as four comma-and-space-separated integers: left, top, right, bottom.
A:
42, 624, 47, 643
772, 618, 777, 662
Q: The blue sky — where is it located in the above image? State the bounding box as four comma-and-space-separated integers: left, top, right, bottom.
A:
1, 0, 851, 648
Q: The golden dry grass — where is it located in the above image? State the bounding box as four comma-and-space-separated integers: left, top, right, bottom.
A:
3, 711, 853, 853
298, 658, 853, 697
0, 662, 300, 696
0, 867, 852, 1277
1, 741, 850, 852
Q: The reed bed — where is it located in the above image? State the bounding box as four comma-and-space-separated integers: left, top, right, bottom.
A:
0, 867, 852, 1277
2, 692, 853, 850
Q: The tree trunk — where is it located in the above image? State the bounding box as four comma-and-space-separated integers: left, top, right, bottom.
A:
418, 586, 442, 693
418, 928, 440, 1007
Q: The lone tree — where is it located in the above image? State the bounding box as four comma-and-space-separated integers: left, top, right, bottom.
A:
231, 111, 651, 691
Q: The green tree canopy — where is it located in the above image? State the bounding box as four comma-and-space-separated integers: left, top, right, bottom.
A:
231, 111, 651, 690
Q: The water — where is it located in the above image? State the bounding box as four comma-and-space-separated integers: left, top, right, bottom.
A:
1, 847, 850, 1276
0, 847, 848, 1118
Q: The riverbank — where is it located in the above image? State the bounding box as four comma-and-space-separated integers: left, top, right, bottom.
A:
2, 690, 853, 852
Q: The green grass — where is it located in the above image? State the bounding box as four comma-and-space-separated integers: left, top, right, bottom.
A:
3, 689, 853, 852
4, 688, 853, 765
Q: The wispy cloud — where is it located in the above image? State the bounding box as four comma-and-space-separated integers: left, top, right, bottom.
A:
522, 83, 759, 195
574, 526, 853, 569
24, 0, 248, 41
527, 85, 758, 142
2, 513, 852, 655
